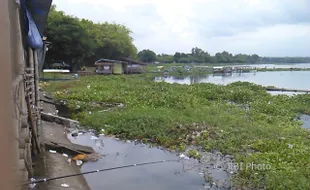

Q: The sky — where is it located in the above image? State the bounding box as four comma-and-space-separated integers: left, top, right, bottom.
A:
53, 0, 310, 57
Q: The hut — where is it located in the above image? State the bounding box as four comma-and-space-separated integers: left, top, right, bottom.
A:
94, 58, 127, 75
120, 58, 147, 74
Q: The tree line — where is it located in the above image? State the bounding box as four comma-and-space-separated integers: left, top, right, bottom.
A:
138, 47, 260, 64
45, 6, 310, 69
138, 47, 310, 64
44, 5, 137, 70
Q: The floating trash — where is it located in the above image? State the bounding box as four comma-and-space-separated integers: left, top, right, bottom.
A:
62, 153, 69, 158
179, 153, 190, 160
91, 136, 99, 140
49, 150, 57, 154
76, 160, 83, 166
72, 154, 86, 161
61, 184, 70, 188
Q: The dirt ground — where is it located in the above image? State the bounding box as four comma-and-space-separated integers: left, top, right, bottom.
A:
32, 92, 90, 190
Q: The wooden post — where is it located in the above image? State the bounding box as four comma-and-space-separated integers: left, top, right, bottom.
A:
28, 48, 35, 104
33, 50, 41, 134
24, 79, 40, 155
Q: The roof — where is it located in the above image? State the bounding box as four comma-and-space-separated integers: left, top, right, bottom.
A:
120, 58, 147, 65
95, 58, 127, 64
94, 62, 115, 66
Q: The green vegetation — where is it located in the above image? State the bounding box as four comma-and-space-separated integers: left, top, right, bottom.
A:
44, 74, 310, 189
40, 72, 72, 79
138, 49, 157, 63
45, 5, 137, 70
142, 47, 310, 64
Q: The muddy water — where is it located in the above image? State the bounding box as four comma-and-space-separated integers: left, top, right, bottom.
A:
68, 133, 209, 190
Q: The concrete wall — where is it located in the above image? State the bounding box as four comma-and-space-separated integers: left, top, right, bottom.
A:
0, 1, 41, 189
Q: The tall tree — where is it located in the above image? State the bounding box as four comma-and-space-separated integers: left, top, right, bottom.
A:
45, 5, 138, 69
138, 49, 156, 63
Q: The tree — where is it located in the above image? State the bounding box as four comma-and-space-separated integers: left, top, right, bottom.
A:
156, 54, 174, 63
45, 5, 138, 69
138, 49, 156, 63
247, 54, 260, 63
45, 8, 95, 69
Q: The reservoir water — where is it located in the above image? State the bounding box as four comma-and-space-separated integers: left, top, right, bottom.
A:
68, 133, 208, 190
155, 71, 310, 91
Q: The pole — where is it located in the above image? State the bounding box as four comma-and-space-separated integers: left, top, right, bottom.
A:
21, 159, 179, 186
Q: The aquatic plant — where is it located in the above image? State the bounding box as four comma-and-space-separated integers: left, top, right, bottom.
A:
45, 74, 310, 189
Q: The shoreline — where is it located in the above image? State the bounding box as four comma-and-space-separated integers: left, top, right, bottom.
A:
32, 92, 90, 190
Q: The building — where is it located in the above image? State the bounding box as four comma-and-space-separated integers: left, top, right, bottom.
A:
120, 58, 147, 74
94, 58, 147, 75
94, 58, 127, 74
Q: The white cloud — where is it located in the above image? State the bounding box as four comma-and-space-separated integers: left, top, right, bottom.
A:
53, 0, 310, 56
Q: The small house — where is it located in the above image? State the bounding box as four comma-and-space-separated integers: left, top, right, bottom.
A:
120, 58, 147, 74
94, 59, 127, 75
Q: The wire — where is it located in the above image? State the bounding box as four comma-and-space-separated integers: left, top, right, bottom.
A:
21, 159, 180, 186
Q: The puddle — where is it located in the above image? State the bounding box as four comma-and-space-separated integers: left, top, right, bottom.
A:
68, 133, 210, 190
300, 115, 310, 129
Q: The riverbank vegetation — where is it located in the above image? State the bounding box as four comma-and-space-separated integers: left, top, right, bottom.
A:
43, 74, 310, 189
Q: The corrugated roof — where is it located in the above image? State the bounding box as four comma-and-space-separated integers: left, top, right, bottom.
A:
95, 58, 127, 64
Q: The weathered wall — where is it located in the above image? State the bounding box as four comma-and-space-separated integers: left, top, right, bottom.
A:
0, 0, 16, 189
0, 0, 41, 189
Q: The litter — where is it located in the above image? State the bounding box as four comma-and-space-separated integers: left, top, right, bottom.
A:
126, 140, 131, 143
71, 132, 78, 137
61, 183, 70, 188
67, 159, 72, 163
29, 183, 36, 189
91, 136, 99, 140
78, 132, 84, 136
72, 154, 86, 161
62, 153, 68, 158
49, 150, 56, 154
179, 154, 189, 160
76, 160, 83, 166
288, 144, 294, 149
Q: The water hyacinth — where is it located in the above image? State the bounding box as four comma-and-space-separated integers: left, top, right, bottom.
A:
45, 74, 310, 190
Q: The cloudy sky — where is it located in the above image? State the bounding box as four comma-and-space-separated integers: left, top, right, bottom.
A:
53, 0, 310, 56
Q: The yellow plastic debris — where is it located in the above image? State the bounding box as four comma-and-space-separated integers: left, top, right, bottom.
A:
72, 154, 86, 161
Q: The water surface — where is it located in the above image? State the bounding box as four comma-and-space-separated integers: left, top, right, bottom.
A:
301, 115, 310, 129
68, 133, 207, 190
155, 71, 310, 91
230, 63, 310, 69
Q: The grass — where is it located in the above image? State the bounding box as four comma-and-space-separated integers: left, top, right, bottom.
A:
44, 74, 310, 189
40, 72, 73, 79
